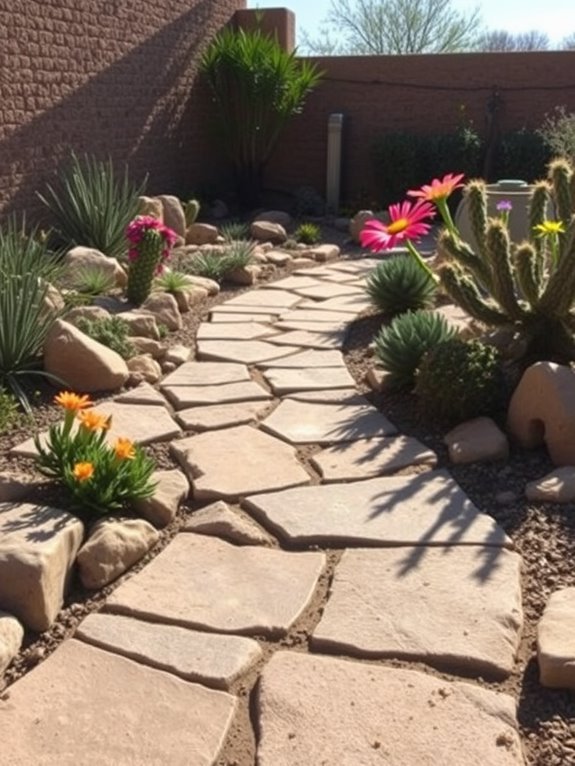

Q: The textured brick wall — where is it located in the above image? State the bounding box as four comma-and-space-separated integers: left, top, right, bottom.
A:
261, 51, 575, 205
0, 0, 244, 217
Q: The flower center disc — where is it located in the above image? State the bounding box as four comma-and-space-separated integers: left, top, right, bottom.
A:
386, 218, 409, 235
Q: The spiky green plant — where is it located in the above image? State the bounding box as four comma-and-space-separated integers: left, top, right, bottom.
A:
71, 266, 116, 296
154, 270, 192, 294
37, 154, 146, 259
0, 218, 65, 410
374, 310, 456, 391
184, 241, 255, 283
295, 222, 321, 245
438, 157, 575, 361
183, 199, 200, 227
0, 386, 22, 434
415, 339, 505, 425
75, 316, 136, 360
366, 254, 437, 316
201, 27, 322, 206
220, 220, 250, 242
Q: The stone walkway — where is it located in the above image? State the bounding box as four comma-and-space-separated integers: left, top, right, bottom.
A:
2, 258, 525, 764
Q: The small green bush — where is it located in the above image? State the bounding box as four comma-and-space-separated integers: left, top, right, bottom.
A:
374, 310, 456, 391
491, 128, 551, 183
71, 266, 115, 296
366, 255, 437, 316
75, 316, 135, 359
295, 222, 321, 245
154, 270, 192, 294
539, 106, 575, 164
185, 241, 255, 283
220, 220, 250, 242
415, 338, 504, 425
0, 387, 21, 434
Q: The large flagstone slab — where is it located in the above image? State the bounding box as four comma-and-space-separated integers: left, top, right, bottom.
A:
274, 319, 348, 333
267, 328, 347, 350
223, 289, 302, 309
256, 348, 345, 369
311, 435, 437, 480
210, 304, 281, 317
196, 322, 278, 340
279, 308, 353, 323
298, 295, 373, 313
163, 380, 272, 410
0, 639, 236, 766
329, 258, 381, 273
171, 425, 310, 500
106, 533, 325, 637
12, 401, 181, 457
292, 265, 362, 281
243, 470, 512, 547
292, 282, 364, 300
197, 340, 302, 365
176, 400, 271, 431
161, 361, 249, 387
313, 546, 523, 677
256, 652, 524, 766
263, 367, 356, 395
287, 389, 369, 405
261, 398, 397, 444
114, 381, 168, 406
209, 311, 277, 323
265, 275, 324, 290
76, 612, 262, 690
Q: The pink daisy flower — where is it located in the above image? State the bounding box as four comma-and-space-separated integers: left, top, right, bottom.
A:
360, 200, 435, 252
407, 173, 465, 202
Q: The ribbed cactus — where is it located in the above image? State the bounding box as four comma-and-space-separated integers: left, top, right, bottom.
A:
125, 216, 177, 306
437, 157, 575, 360
184, 199, 200, 227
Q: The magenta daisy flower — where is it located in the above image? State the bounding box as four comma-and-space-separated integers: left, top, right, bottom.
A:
407, 173, 465, 202
360, 200, 435, 252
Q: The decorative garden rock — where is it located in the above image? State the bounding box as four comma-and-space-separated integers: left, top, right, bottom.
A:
140, 292, 182, 331
118, 311, 160, 339
349, 210, 374, 243
250, 221, 287, 244
0, 611, 24, 675
444, 417, 509, 464
44, 319, 129, 393
163, 344, 191, 366
157, 195, 186, 239
137, 196, 164, 221
526, 467, 575, 503
256, 210, 292, 228
0, 503, 84, 632
126, 354, 162, 384
538, 587, 575, 689
508, 361, 575, 465
306, 244, 340, 262
64, 246, 127, 288
77, 517, 160, 589
133, 469, 189, 528
185, 223, 219, 246
129, 336, 165, 358
227, 265, 262, 285
181, 500, 275, 546
65, 305, 110, 325
172, 285, 208, 313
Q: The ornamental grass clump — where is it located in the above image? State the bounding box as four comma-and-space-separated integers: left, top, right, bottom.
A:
374, 310, 456, 391
126, 216, 178, 305
415, 338, 505, 425
35, 392, 156, 517
366, 254, 437, 316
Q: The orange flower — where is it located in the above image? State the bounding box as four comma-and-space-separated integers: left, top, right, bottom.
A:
407, 173, 465, 202
54, 391, 93, 412
114, 437, 136, 460
78, 410, 111, 432
73, 462, 94, 481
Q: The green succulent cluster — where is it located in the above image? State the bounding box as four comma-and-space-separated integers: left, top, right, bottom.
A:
75, 316, 135, 360
366, 254, 437, 316
438, 157, 575, 360
294, 222, 321, 245
415, 338, 504, 425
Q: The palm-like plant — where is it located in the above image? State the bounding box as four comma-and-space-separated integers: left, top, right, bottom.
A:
0, 219, 65, 410
37, 153, 146, 260
201, 27, 322, 206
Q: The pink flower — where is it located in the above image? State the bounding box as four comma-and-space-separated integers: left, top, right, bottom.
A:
126, 216, 178, 262
407, 173, 465, 202
360, 200, 435, 252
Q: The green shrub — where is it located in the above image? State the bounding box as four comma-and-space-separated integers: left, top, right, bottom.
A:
37, 154, 145, 259
220, 220, 250, 242
154, 270, 192, 294
0, 218, 65, 411
415, 339, 504, 425
539, 106, 575, 164
0, 387, 21, 433
366, 255, 437, 316
184, 240, 255, 283
71, 266, 115, 296
75, 316, 135, 359
374, 310, 456, 391
491, 128, 551, 183
295, 222, 321, 245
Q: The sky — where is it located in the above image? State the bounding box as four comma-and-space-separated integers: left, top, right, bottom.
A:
247, 0, 575, 47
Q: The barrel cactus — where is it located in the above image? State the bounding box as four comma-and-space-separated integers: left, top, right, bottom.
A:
437, 158, 575, 360
126, 216, 177, 305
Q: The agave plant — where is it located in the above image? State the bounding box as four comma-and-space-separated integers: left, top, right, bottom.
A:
201, 27, 322, 206
0, 218, 65, 410
37, 153, 146, 260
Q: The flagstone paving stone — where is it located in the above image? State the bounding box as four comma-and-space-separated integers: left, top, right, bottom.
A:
292, 265, 364, 281
210, 304, 281, 316
0, 639, 236, 766
286, 389, 369, 404
197, 339, 303, 364
209, 312, 277, 323
106, 533, 325, 637
273, 319, 349, 333
292, 282, 365, 300
76, 612, 262, 690
262, 367, 356, 395
162, 380, 272, 410
114, 381, 168, 406
267, 328, 348, 350
278, 308, 353, 323
182, 500, 276, 546
175, 400, 272, 431
261, 398, 397, 444
311, 435, 438, 481
298, 294, 373, 313
329, 258, 382, 273
222, 289, 302, 309
265, 275, 325, 290
171, 425, 311, 500
312, 546, 523, 677
243, 470, 511, 547
256, 652, 524, 766
161, 361, 250, 387
196, 322, 279, 341
256, 348, 345, 369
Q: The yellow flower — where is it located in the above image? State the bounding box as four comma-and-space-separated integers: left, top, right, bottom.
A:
78, 410, 111, 432
54, 391, 93, 412
73, 462, 94, 482
114, 437, 136, 460
534, 220, 565, 237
